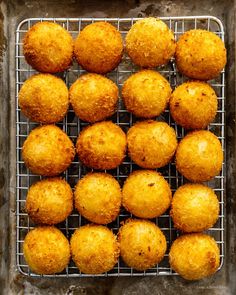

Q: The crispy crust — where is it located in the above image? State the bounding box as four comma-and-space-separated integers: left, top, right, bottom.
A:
69, 73, 118, 123
176, 29, 226, 80
19, 73, 69, 123
23, 226, 70, 274
169, 233, 220, 280
122, 70, 171, 118
170, 81, 218, 129
70, 224, 120, 274
23, 22, 73, 73
127, 120, 177, 169
170, 183, 219, 232
74, 22, 123, 74
22, 125, 75, 176
118, 219, 167, 270
122, 170, 172, 218
74, 172, 121, 224
76, 121, 127, 170
125, 18, 176, 68
175, 130, 223, 182
26, 178, 73, 225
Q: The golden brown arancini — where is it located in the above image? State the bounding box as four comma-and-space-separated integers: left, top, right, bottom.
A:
19, 74, 69, 124
74, 22, 123, 74
69, 73, 118, 123
125, 18, 176, 68
26, 178, 73, 225
23, 226, 70, 274
170, 184, 219, 233
170, 81, 218, 129
122, 70, 172, 118
118, 219, 167, 271
74, 173, 121, 224
70, 224, 119, 274
76, 121, 126, 170
23, 22, 73, 73
22, 125, 75, 176
175, 130, 223, 182
176, 29, 226, 80
127, 120, 177, 169
169, 233, 220, 280
122, 170, 172, 218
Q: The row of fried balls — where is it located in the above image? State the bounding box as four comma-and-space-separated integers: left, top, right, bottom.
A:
21, 18, 225, 280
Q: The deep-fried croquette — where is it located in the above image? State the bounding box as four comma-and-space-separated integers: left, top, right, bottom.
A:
70, 224, 119, 274
69, 73, 118, 123
76, 121, 126, 170
127, 120, 177, 169
122, 170, 172, 218
22, 125, 75, 176
23, 226, 70, 274
19, 73, 69, 123
176, 130, 223, 182
74, 22, 123, 74
23, 22, 73, 73
122, 70, 171, 118
74, 173, 121, 224
125, 18, 176, 68
169, 233, 220, 280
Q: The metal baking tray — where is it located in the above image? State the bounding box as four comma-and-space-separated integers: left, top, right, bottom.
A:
15, 16, 225, 277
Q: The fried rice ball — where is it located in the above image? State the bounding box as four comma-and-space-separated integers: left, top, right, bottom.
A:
170, 81, 218, 129
23, 226, 70, 274
169, 233, 220, 280
23, 22, 73, 73
74, 22, 123, 74
122, 170, 172, 219
127, 120, 177, 169
118, 219, 167, 271
22, 125, 75, 176
70, 224, 119, 274
26, 178, 73, 225
19, 74, 69, 124
74, 173, 121, 224
125, 18, 176, 68
69, 73, 118, 123
176, 29, 226, 80
170, 184, 219, 233
76, 121, 126, 170
122, 70, 172, 118
176, 130, 223, 182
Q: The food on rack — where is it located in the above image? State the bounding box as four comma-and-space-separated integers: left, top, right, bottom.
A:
70, 224, 119, 274
122, 170, 172, 218
170, 81, 218, 129
176, 130, 223, 182
23, 21, 73, 73
74, 22, 123, 74
170, 183, 219, 232
127, 120, 177, 169
122, 70, 171, 119
125, 17, 176, 68
176, 29, 226, 80
23, 226, 70, 274
22, 125, 75, 176
74, 173, 121, 224
26, 178, 73, 225
76, 121, 126, 170
19, 74, 69, 124
118, 219, 166, 270
169, 233, 220, 280
69, 73, 118, 123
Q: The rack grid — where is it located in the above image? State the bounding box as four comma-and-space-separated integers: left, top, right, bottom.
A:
16, 16, 225, 277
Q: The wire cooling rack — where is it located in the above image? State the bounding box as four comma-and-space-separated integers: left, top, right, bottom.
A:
15, 16, 225, 277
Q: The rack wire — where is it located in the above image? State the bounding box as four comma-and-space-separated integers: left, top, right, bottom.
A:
15, 16, 225, 277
